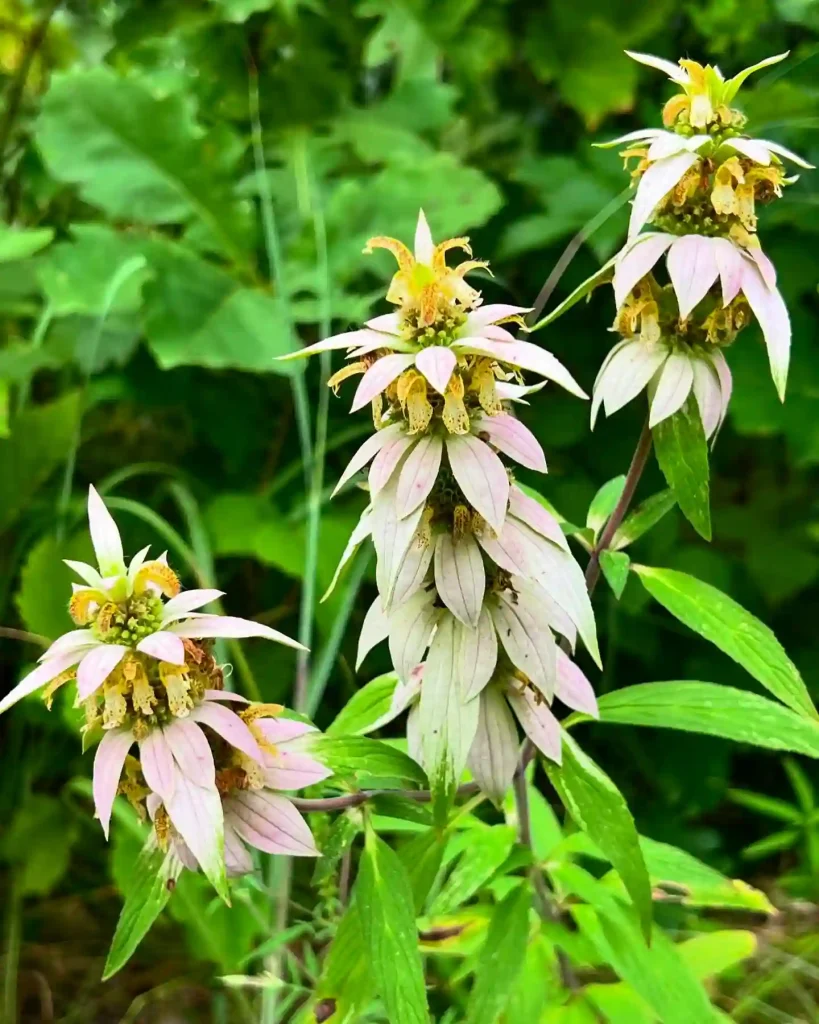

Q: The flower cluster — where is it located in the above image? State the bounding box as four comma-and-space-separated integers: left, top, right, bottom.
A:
0, 488, 328, 894
283, 212, 600, 799
589, 51, 812, 433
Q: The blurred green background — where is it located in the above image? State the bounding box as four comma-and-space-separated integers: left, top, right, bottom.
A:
0, 0, 817, 1020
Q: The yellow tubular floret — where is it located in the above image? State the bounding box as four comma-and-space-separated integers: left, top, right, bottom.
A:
363, 236, 414, 273
432, 237, 472, 271
69, 588, 105, 625
134, 561, 180, 598
442, 374, 470, 435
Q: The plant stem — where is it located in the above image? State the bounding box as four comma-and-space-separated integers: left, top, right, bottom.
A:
292, 783, 479, 813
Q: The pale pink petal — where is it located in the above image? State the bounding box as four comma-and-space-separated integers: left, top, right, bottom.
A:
667, 235, 720, 319
480, 324, 516, 342
433, 533, 485, 628
161, 589, 224, 623
366, 312, 404, 335
727, 138, 772, 165
712, 238, 745, 305
203, 689, 249, 703
452, 338, 587, 399
467, 687, 519, 804
137, 630, 186, 666
38, 629, 97, 662
476, 516, 543, 578
692, 357, 723, 439
757, 139, 814, 169
595, 341, 668, 422
332, 424, 402, 497
445, 433, 510, 533
495, 380, 547, 404
555, 650, 598, 718
462, 304, 532, 332
649, 350, 695, 427
255, 716, 315, 747
457, 606, 499, 700
629, 151, 699, 237
594, 128, 668, 149
473, 412, 547, 472
415, 346, 457, 394
350, 353, 415, 412
87, 485, 125, 577
646, 133, 696, 161
711, 350, 733, 431
490, 589, 556, 699
278, 328, 388, 360
228, 791, 318, 856
93, 728, 134, 838
168, 615, 305, 650
534, 542, 601, 668
264, 751, 332, 791
741, 262, 790, 400
322, 506, 373, 602
356, 597, 390, 669
139, 728, 176, 801
406, 703, 422, 764
507, 687, 562, 764
388, 588, 438, 681
348, 335, 411, 357
76, 643, 129, 700
391, 527, 435, 607
395, 433, 443, 518
746, 247, 777, 290
371, 476, 426, 604
508, 486, 568, 551
164, 774, 226, 894
0, 648, 92, 714
163, 718, 215, 784
613, 233, 674, 309
224, 823, 254, 876
624, 50, 690, 83
189, 701, 264, 762
369, 433, 418, 498
414, 209, 435, 264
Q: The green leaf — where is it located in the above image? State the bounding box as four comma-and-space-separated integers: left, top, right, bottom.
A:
357, 828, 430, 1024
595, 682, 819, 757
676, 930, 757, 980
545, 733, 653, 940
313, 735, 427, 785
0, 225, 53, 262
652, 400, 711, 540
1, 794, 79, 896
600, 549, 630, 599
36, 68, 249, 264
15, 532, 92, 641
142, 239, 298, 373
312, 901, 376, 1020
529, 255, 616, 329
465, 884, 531, 1024
328, 672, 400, 737
431, 825, 516, 915
103, 837, 181, 980
399, 827, 448, 913
633, 566, 816, 719
727, 788, 802, 824
586, 475, 626, 537
611, 489, 676, 550
0, 392, 81, 532
742, 829, 800, 860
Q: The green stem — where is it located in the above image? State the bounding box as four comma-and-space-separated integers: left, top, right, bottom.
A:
2, 871, 21, 1024
16, 302, 52, 412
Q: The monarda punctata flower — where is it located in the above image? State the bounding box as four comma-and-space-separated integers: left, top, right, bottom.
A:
582, 51, 812, 433
0, 487, 324, 896
282, 212, 599, 800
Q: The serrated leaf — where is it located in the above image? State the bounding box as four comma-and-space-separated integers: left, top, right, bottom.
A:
595, 681, 819, 757
465, 884, 531, 1024
357, 828, 430, 1024
314, 735, 426, 785
545, 733, 653, 940
103, 837, 182, 980
328, 672, 400, 737
600, 549, 630, 599
611, 489, 676, 550
652, 401, 711, 540
587, 475, 626, 537
431, 826, 516, 916
633, 566, 816, 719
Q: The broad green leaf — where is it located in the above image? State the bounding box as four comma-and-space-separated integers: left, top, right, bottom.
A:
595, 682, 819, 757
103, 838, 182, 980
600, 549, 630, 599
555, 863, 719, 1024
36, 68, 249, 263
431, 825, 516, 915
545, 733, 652, 940
328, 672, 400, 736
677, 930, 757, 979
529, 254, 616, 329
357, 828, 430, 1024
399, 827, 448, 913
586, 475, 626, 537
314, 735, 426, 785
465, 885, 531, 1024
652, 400, 711, 540
0, 225, 53, 262
611, 489, 676, 550
311, 901, 376, 1021
633, 566, 816, 719
505, 934, 562, 1020
1, 794, 79, 896
0, 391, 80, 532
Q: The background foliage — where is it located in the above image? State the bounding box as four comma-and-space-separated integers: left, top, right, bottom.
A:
1, 0, 818, 1020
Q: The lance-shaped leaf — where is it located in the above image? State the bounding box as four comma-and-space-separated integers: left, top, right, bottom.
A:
545, 733, 652, 940
529, 255, 617, 330
357, 828, 430, 1024
652, 399, 711, 541
465, 885, 531, 1024
432, 824, 517, 915
633, 566, 816, 719
103, 837, 182, 980
611, 489, 676, 550
327, 672, 400, 737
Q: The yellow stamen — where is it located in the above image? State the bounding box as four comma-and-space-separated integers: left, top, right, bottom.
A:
471, 358, 502, 415
134, 562, 180, 599
122, 656, 156, 716
662, 94, 689, 127
240, 702, 284, 723
417, 506, 434, 549
442, 374, 470, 434
43, 668, 76, 710
404, 375, 433, 434
711, 157, 745, 217
640, 300, 661, 342
69, 589, 104, 625
735, 182, 757, 231
328, 361, 366, 394
153, 803, 171, 849
160, 664, 193, 718
102, 677, 128, 729
363, 236, 414, 273
453, 505, 471, 541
